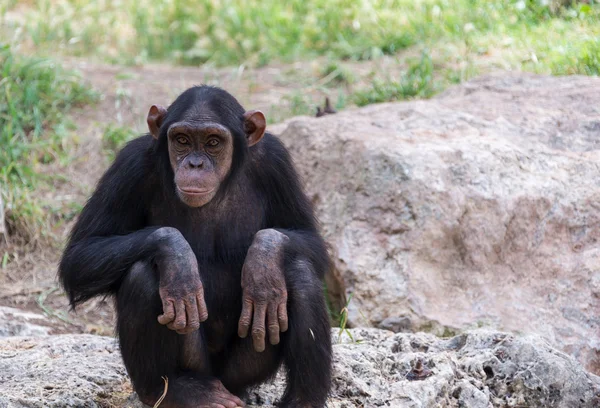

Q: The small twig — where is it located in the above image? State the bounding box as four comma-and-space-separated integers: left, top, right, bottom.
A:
153, 376, 169, 408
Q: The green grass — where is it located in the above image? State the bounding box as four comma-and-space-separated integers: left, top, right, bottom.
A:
352, 52, 436, 106
320, 61, 356, 86
5, 0, 600, 75
0, 44, 97, 242
102, 125, 137, 162
10, 0, 420, 66
550, 37, 600, 75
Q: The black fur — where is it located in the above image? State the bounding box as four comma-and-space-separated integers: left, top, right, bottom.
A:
58, 86, 332, 407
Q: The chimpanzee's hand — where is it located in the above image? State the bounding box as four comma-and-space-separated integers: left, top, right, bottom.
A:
238, 229, 289, 352
156, 246, 208, 335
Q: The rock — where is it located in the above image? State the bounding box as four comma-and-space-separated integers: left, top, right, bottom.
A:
0, 307, 52, 337
1, 329, 598, 407
274, 73, 600, 373
378, 315, 412, 333
0, 334, 131, 408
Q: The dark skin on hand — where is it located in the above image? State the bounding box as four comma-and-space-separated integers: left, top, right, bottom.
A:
58, 86, 332, 408
238, 229, 289, 351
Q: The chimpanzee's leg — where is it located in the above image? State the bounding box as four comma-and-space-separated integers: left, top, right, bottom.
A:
116, 261, 244, 408
219, 258, 332, 408
218, 337, 282, 396
279, 258, 332, 407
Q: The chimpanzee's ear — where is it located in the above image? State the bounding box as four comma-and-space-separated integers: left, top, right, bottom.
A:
147, 105, 167, 139
243, 110, 266, 147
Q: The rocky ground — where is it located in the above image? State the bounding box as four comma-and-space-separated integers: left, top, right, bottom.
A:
1, 325, 599, 407
1, 71, 600, 407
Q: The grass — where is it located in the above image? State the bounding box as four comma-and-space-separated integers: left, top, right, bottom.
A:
337, 293, 355, 343
102, 125, 137, 162
352, 52, 436, 106
320, 61, 356, 86
3, 0, 600, 75
7, 0, 419, 66
550, 37, 600, 75
0, 44, 97, 243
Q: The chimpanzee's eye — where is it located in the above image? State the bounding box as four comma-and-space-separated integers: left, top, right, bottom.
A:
176, 136, 189, 145
206, 138, 220, 147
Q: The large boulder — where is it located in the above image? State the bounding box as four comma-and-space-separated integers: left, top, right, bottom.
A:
274, 73, 600, 374
1, 329, 598, 407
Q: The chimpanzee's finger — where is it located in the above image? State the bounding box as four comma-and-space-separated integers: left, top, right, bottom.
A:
216, 383, 245, 406
267, 303, 280, 345
213, 393, 244, 407
173, 300, 187, 331
197, 291, 209, 322
207, 404, 229, 408
157, 299, 175, 325
184, 295, 200, 333
238, 298, 253, 338
212, 396, 242, 408
278, 302, 289, 333
231, 395, 245, 407
252, 303, 267, 352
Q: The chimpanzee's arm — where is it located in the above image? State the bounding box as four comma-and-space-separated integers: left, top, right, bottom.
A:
59, 137, 173, 307
239, 134, 332, 350
60, 226, 184, 307
256, 134, 331, 276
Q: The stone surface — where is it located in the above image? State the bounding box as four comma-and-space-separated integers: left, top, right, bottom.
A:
378, 315, 413, 333
0, 306, 51, 337
0, 334, 131, 408
1, 329, 599, 407
273, 73, 600, 373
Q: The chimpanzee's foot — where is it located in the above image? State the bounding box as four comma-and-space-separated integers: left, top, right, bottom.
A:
138, 377, 244, 408
196, 379, 245, 408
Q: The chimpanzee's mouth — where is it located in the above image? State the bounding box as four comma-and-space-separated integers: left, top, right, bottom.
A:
178, 187, 214, 196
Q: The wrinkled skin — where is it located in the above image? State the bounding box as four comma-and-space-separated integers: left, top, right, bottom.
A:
154, 227, 291, 349
238, 229, 290, 352
153, 229, 209, 334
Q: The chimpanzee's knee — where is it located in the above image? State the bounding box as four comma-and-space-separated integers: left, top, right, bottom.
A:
118, 261, 159, 306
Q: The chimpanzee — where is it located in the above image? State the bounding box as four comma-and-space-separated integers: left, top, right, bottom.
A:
58, 86, 332, 408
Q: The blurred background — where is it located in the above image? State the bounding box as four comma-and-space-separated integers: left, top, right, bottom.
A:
0, 0, 599, 358
1, 1, 600, 405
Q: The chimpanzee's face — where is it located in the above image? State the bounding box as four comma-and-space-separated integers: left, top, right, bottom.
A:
166, 118, 234, 208
146, 91, 266, 208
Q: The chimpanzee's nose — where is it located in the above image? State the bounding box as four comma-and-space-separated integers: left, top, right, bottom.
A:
188, 155, 204, 169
